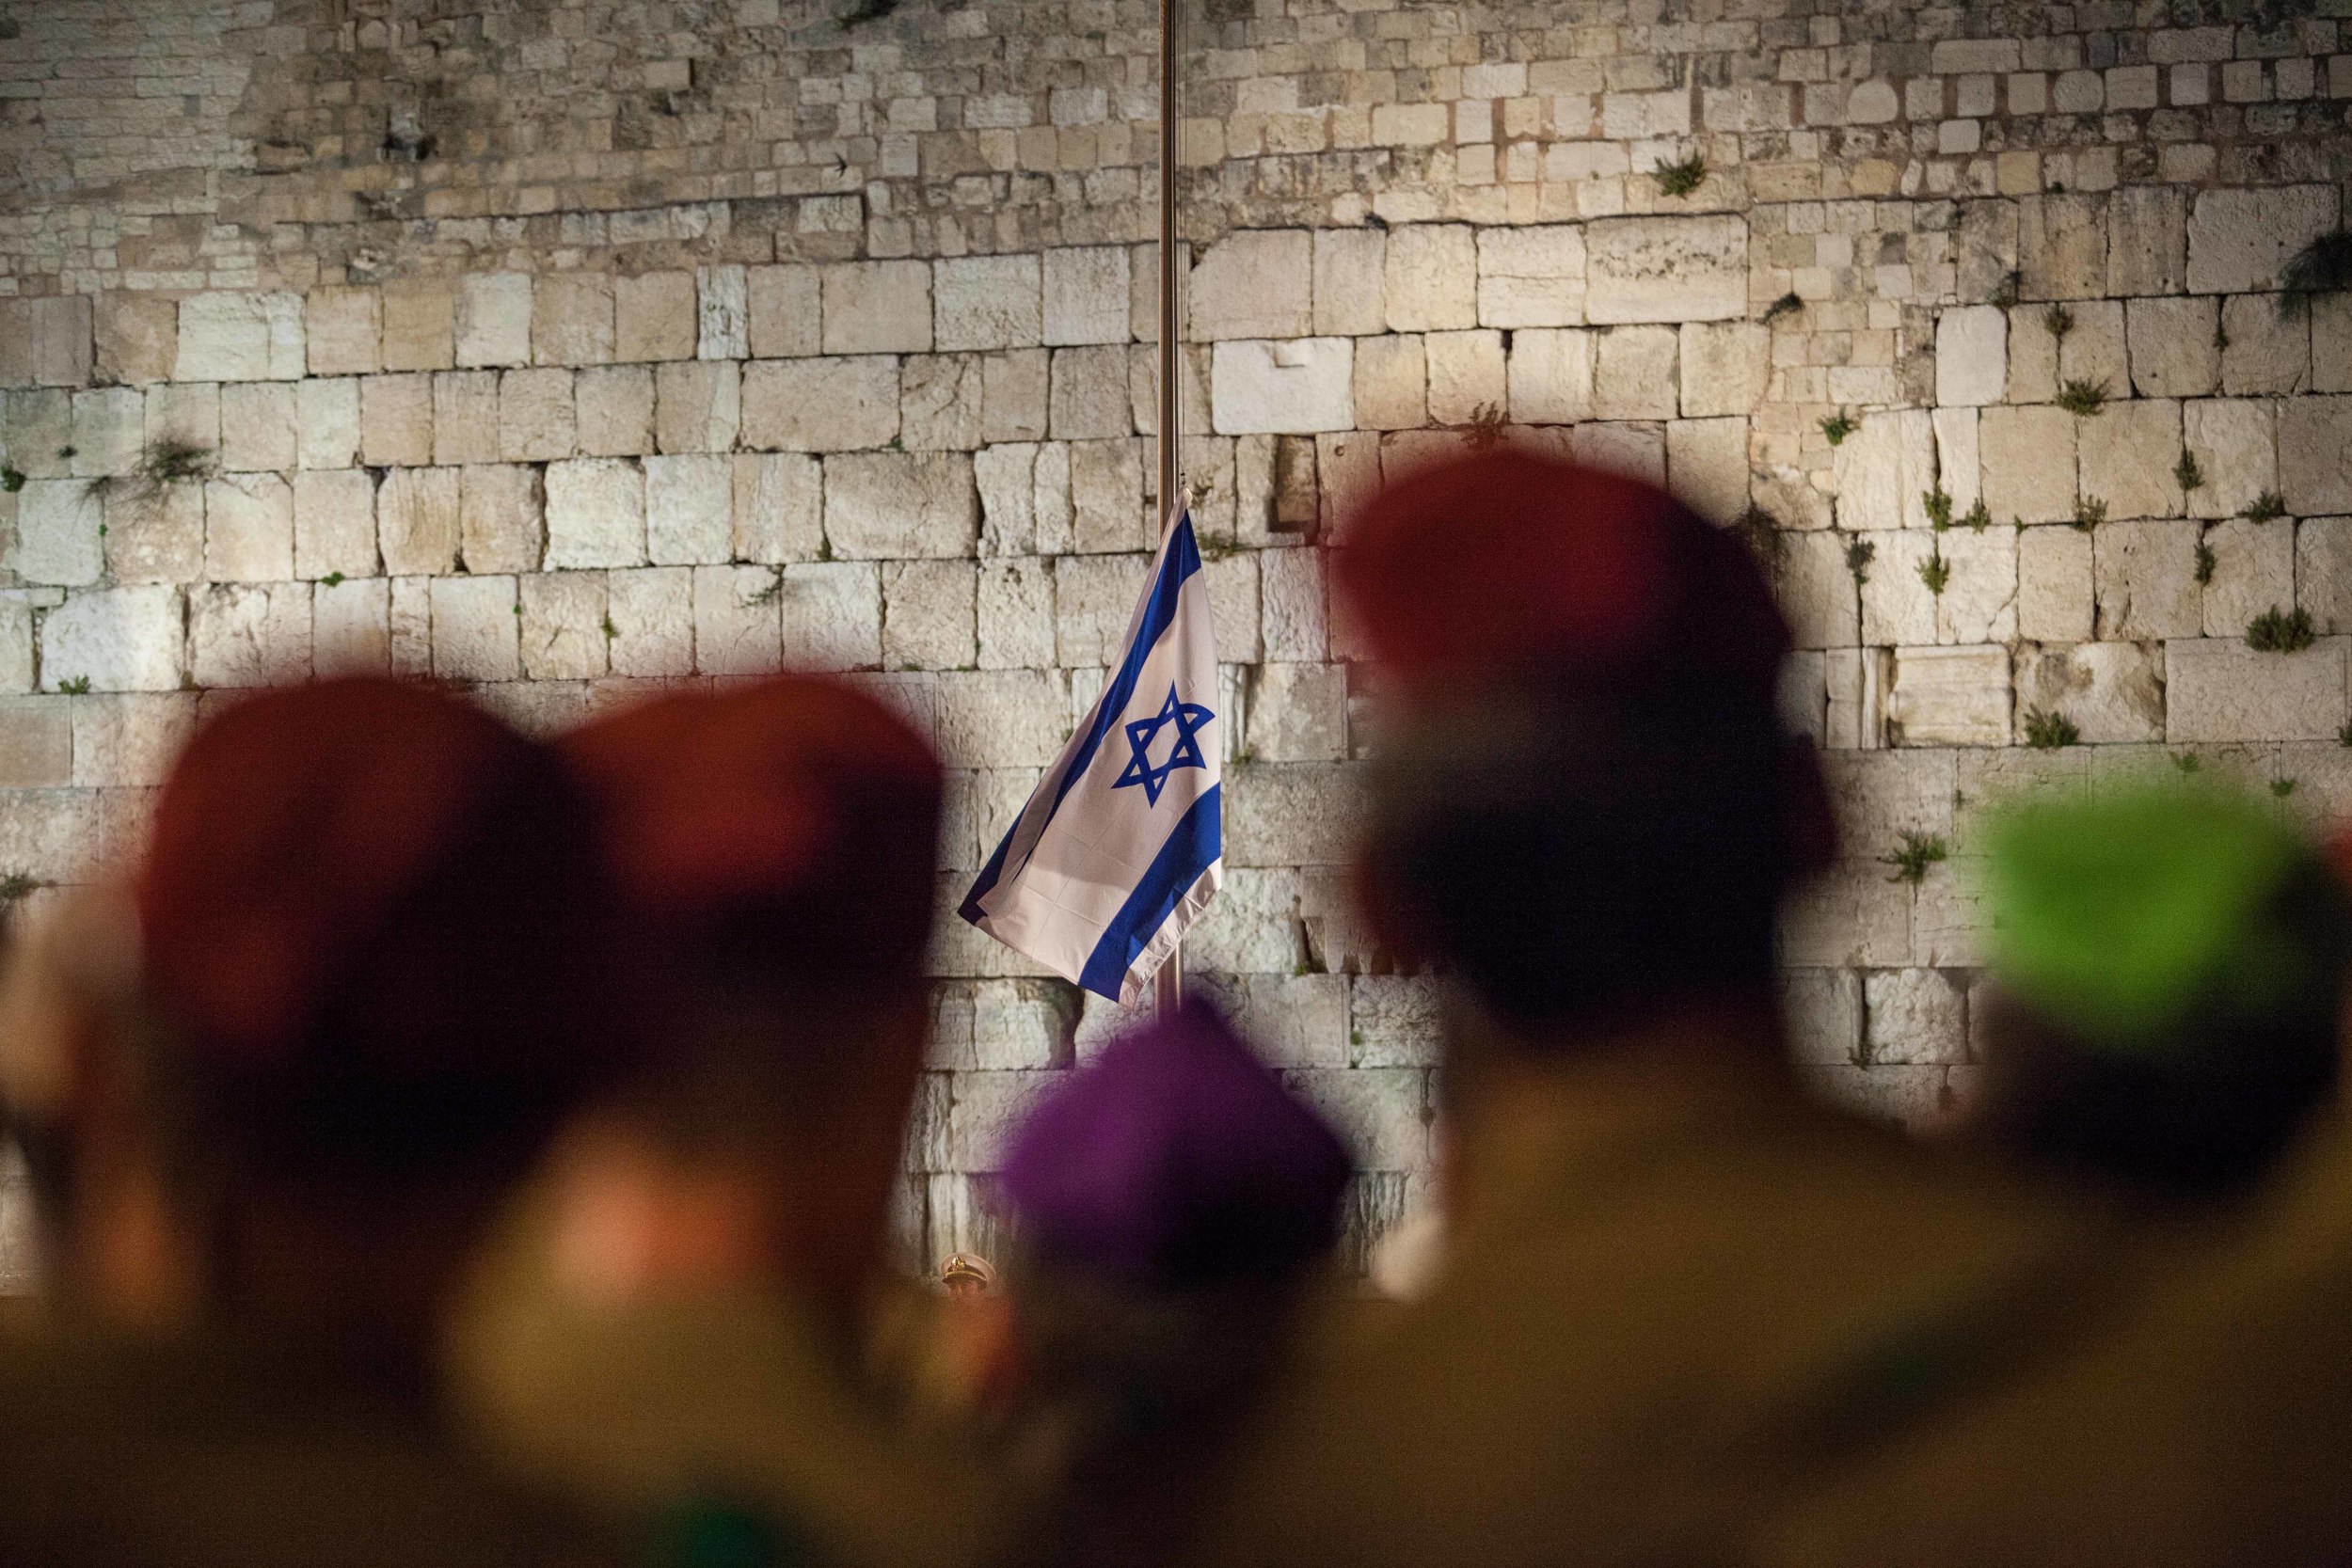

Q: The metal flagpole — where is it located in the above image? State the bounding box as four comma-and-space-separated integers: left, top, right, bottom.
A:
1152, 0, 1184, 1021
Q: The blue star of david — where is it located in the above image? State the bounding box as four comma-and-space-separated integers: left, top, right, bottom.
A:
1112, 685, 1216, 806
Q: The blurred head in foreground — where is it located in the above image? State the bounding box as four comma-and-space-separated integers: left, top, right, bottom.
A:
996, 1004, 1352, 1556
1968, 784, 2352, 1197
550, 675, 944, 1312
1334, 449, 1830, 1071
130, 678, 623, 1342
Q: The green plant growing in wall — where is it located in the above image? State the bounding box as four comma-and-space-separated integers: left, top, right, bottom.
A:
1845, 535, 1875, 587
2339, 722, 2352, 748
1762, 292, 1804, 325
601, 614, 619, 641
1880, 832, 1948, 886
2173, 752, 2202, 774
56, 676, 90, 695
2055, 377, 2109, 417
2247, 490, 2287, 523
1917, 547, 1951, 596
2176, 451, 2205, 492
1962, 499, 1992, 532
1461, 402, 1508, 452
1922, 484, 1954, 531
1653, 150, 1708, 197
0, 871, 45, 905
2072, 495, 2108, 531
0, 468, 22, 493
2023, 706, 2080, 750
2280, 230, 2352, 316
2246, 605, 2316, 653
84, 436, 215, 512
2274, 777, 2299, 799
1992, 270, 2023, 308
2043, 303, 2074, 341
744, 568, 785, 607
1820, 409, 1858, 446
2195, 537, 2217, 585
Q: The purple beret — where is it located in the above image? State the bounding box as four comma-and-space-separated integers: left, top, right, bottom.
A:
1000, 1004, 1353, 1289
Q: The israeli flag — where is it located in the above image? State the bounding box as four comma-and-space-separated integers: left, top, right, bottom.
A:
960, 512, 1221, 1006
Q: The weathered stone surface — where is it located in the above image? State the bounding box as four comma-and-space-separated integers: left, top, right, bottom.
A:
2125, 297, 2220, 398
1779, 531, 1858, 649
293, 467, 377, 580
454, 274, 533, 368
822, 261, 932, 355
2184, 398, 2276, 520
1210, 339, 1353, 435
176, 293, 303, 382
517, 572, 607, 681
94, 295, 176, 388
1042, 246, 1130, 348
2202, 516, 2296, 641
933, 256, 1041, 353
359, 373, 433, 467
1666, 417, 1748, 526
545, 457, 646, 569
18, 481, 103, 587
1977, 404, 2076, 524
296, 379, 359, 469
430, 575, 520, 682
1860, 531, 1938, 646
1590, 325, 1677, 420
2280, 396, 2352, 517
982, 350, 1049, 444
1936, 306, 2007, 406
2016, 641, 2165, 742
104, 479, 203, 585
733, 452, 823, 564
2186, 185, 2342, 294
614, 272, 697, 362
460, 464, 543, 576
1836, 409, 1937, 533
380, 281, 456, 373
313, 576, 391, 676
823, 451, 977, 559
40, 586, 183, 691
532, 274, 615, 366
306, 287, 381, 377
429, 372, 501, 467
1311, 230, 1385, 338
2095, 519, 2201, 640
374, 466, 461, 578
190, 582, 310, 689
2016, 525, 2094, 642
882, 560, 977, 670
644, 452, 734, 565
2220, 295, 2308, 397
653, 360, 740, 454
605, 566, 693, 677
740, 357, 899, 451
776, 562, 882, 671
747, 263, 821, 357
2301, 518, 2352, 635
498, 368, 576, 463
901, 355, 982, 451
1476, 225, 1587, 328
69, 692, 197, 788
2167, 637, 2346, 742
1584, 215, 1747, 324
1506, 328, 1594, 425
2077, 398, 2183, 520
568, 364, 650, 458
1189, 230, 1313, 342
1425, 330, 1505, 425
692, 564, 783, 675
1049, 345, 1131, 440
1679, 322, 1770, 418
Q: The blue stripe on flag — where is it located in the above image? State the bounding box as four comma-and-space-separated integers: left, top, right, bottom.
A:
1076, 783, 1222, 1001
959, 515, 1202, 918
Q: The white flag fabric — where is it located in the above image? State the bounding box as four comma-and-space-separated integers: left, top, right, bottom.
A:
960, 512, 1221, 1006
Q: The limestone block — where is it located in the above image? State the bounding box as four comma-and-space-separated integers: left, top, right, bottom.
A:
1783, 969, 1863, 1066
691, 564, 782, 676
1209, 340, 1353, 435
982, 350, 1049, 444
822, 261, 932, 356
882, 560, 977, 670
1978, 404, 2076, 524
1865, 970, 1967, 1066
0, 599, 36, 695
972, 444, 1037, 558
428, 372, 501, 467
2314, 297, 2352, 394
1860, 531, 1940, 646
292, 468, 377, 580
1933, 408, 1983, 514
5, 389, 71, 479
1042, 247, 1130, 348
69, 693, 197, 787
204, 472, 295, 582
498, 367, 577, 462
605, 566, 693, 677
104, 480, 203, 585
2095, 519, 2203, 639
429, 575, 519, 682
1052, 553, 1149, 665
454, 274, 533, 369
140, 383, 215, 464
966, 979, 1079, 1070
733, 452, 823, 564
1382, 225, 1478, 333
1048, 346, 1131, 440
977, 558, 1054, 669
359, 374, 433, 467
1069, 439, 1149, 555
614, 272, 697, 363
2220, 295, 2308, 396
297, 379, 359, 469
545, 458, 646, 569
306, 287, 380, 377
374, 466, 460, 578
1936, 306, 2008, 406
747, 263, 821, 358
380, 281, 456, 373
1679, 323, 1771, 419
18, 482, 103, 587
1350, 975, 1439, 1068
1293, 1067, 1426, 1172
460, 465, 544, 576
2186, 185, 2342, 294
1507, 328, 1594, 425
570, 364, 655, 458
1475, 226, 1587, 328
823, 451, 977, 560
2304, 518, 2352, 633
1224, 762, 1359, 867
2126, 297, 2220, 397
40, 586, 183, 691
901, 356, 982, 451
2017, 526, 2095, 642
517, 573, 608, 681
1584, 215, 1748, 325
312, 577, 390, 676
2015, 641, 2165, 743
71, 388, 144, 477
1247, 662, 1346, 762
654, 361, 740, 454
1261, 547, 1328, 661
389, 578, 430, 676
0, 295, 91, 389
1189, 230, 1312, 341
1836, 409, 1937, 533
776, 561, 882, 672
2280, 396, 2352, 516
2167, 637, 2346, 741
1888, 644, 2011, 747
2055, 302, 2128, 398
644, 453, 734, 566
1780, 531, 1859, 649
2077, 398, 2183, 520
2202, 516, 2296, 640
1568, 422, 1666, 486
176, 293, 303, 382
190, 582, 310, 689
2184, 399, 2276, 520
2107, 185, 2188, 296
933, 670, 1067, 768
933, 256, 1041, 354
1426, 330, 1506, 425
741, 357, 899, 451
1202, 551, 1262, 663
1346, 335, 1423, 432
697, 265, 749, 361
1666, 417, 1749, 525
532, 274, 615, 367
2019, 195, 2107, 303
1312, 230, 1386, 337
94, 295, 176, 388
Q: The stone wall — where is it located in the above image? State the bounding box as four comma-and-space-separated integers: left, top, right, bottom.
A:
1, 0, 2349, 1286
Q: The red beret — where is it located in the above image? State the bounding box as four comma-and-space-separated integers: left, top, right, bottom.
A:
558, 676, 944, 993
1334, 448, 1789, 702
138, 677, 624, 1188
